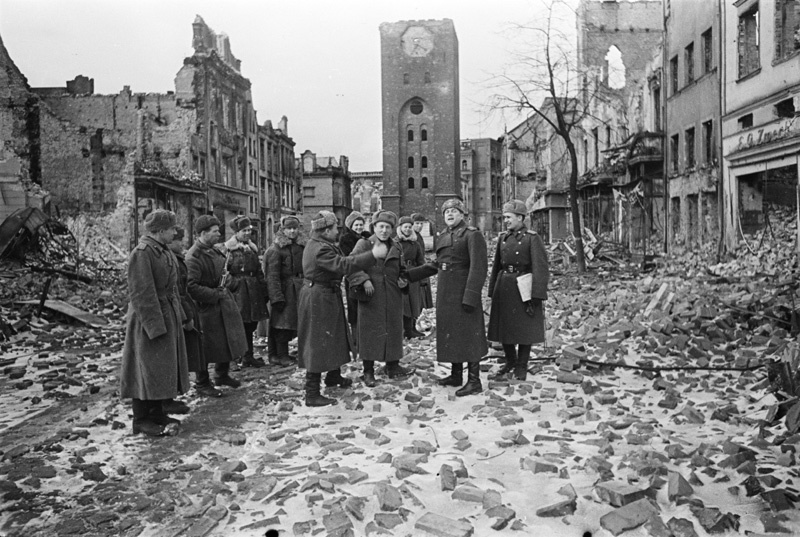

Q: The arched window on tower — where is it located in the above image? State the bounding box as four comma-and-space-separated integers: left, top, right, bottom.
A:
606, 45, 626, 89
408, 177, 415, 189
408, 156, 414, 168
421, 129, 428, 141
421, 177, 429, 189
403, 73, 410, 85
421, 156, 428, 168
408, 130, 414, 142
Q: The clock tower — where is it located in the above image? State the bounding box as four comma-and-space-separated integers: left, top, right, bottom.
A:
379, 19, 460, 229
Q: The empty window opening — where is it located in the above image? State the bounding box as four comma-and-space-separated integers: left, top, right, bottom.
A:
421, 156, 428, 168
408, 177, 415, 189
403, 73, 410, 85
670, 134, 679, 172
685, 127, 695, 169
685, 42, 695, 84
775, 98, 796, 118
421, 176, 429, 189
670, 56, 679, 94
775, 0, 800, 60
408, 156, 415, 168
737, 5, 760, 78
701, 28, 713, 73
605, 45, 626, 89
738, 113, 753, 129
408, 129, 414, 142
702, 120, 714, 163
421, 129, 428, 141
410, 100, 423, 115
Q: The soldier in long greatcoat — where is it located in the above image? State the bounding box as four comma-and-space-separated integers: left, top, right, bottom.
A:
411, 213, 434, 310
264, 215, 305, 367
120, 209, 189, 436
407, 199, 488, 397
186, 215, 248, 392
348, 210, 414, 387
487, 200, 549, 380
396, 215, 425, 338
223, 215, 269, 369
297, 211, 387, 406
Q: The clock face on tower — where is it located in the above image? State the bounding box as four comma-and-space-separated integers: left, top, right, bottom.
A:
401, 26, 434, 57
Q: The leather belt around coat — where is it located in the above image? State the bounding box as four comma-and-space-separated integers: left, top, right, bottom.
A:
502, 264, 530, 274
304, 279, 341, 293
231, 270, 258, 277
439, 262, 468, 271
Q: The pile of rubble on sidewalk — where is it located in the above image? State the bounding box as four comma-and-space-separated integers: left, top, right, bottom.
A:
1, 209, 800, 536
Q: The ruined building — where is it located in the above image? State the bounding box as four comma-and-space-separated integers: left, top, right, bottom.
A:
460, 138, 503, 233
664, 0, 722, 251
297, 151, 352, 232
720, 0, 800, 251
10, 16, 298, 250
577, 0, 664, 258
0, 33, 50, 223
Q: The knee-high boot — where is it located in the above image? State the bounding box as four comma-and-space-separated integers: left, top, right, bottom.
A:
305, 372, 337, 407
491, 344, 517, 380
515, 345, 531, 380
455, 362, 482, 397
437, 362, 463, 387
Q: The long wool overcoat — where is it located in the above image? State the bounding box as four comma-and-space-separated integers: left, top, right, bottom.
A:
487, 227, 549, 344
186, 240, 248, 363
175, 252, 205, 372
264, 231, 306, 332
397, 230, 424, 319
416, 232, 434, 309
409, 220, 488, 363
348, 235, 404, 362
297, 235, 376, 373
223, 237, 269, 323
120, 236, 189, 400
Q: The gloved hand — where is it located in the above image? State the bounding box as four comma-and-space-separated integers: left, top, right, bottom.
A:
462, 304, 475, 314
183, 319, 195, 332
272, 301, 286, 312
524, 301, 536, 317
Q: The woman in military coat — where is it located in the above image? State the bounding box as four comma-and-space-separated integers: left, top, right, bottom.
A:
223, 215, 269, 368
397, 216, 425, 338
348, 210, 414, 387
298, 211, 386, 406
487, 200, 549, 380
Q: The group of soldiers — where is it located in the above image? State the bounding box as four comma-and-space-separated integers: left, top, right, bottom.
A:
119, 198, 548, 437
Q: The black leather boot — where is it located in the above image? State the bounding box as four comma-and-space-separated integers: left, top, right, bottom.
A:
386, 361, 414, 379
514, 345, 531, 380
325, 368, 353, 388
437, 362, 463, 387
491, 345, 517, 380
132, 399, 166, 436
214, 362, 242, 388
241, 351, 266, 368
305, 372, 337, 407
455, 362, 482, 397
149, 400, 181, 426
362, 360, 376, 387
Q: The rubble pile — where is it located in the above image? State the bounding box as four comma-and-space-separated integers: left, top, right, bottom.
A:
1, 219, 800, 536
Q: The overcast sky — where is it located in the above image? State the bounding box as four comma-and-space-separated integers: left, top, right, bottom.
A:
0, 0, 545, 172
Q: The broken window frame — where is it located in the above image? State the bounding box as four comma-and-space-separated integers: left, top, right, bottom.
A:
737, 4, 761, 79
774, 0, 800, 62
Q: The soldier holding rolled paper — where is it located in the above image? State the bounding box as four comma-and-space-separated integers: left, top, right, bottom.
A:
487, 199, 549, 380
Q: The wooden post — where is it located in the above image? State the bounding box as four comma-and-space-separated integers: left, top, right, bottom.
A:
37, 276, 54, 318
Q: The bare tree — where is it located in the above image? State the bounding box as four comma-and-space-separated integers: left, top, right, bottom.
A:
488, 0, 600, 272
